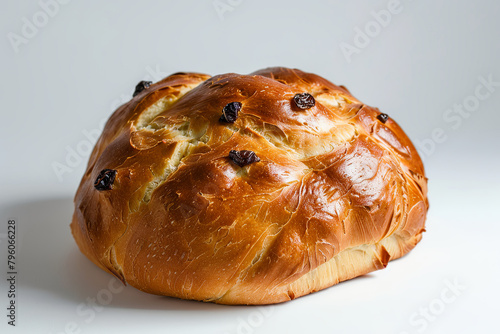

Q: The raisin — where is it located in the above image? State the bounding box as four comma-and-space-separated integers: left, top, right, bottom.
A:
228, 150, 260, 167
94, 169, 117, 191
133, 81, 152, 97
377, 113, 389, 123
219, 102, 242, 123
293, 93, 315, 110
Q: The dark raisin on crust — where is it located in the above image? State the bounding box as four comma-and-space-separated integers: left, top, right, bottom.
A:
219, 102, 242, 123
293, 93, 315, 110
228, 150, 260, 167
94, 169, 117, 191
377, 113, 389, 123
133, 81, 152, 97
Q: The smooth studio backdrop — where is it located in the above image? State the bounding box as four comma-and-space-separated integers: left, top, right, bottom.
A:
1, 1, 499, 333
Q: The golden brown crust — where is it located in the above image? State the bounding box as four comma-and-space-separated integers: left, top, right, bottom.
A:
71, 67, 428, 304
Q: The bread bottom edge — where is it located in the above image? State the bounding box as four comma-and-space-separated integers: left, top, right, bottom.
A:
215, 232, 423, 305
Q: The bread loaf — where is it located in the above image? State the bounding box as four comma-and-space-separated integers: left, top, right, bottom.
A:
71, 67, 428, 304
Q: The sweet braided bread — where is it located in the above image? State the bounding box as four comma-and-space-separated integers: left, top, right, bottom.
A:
71, 67, 428, 304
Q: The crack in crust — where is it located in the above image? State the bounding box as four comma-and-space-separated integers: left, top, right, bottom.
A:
71, 67, 428, 305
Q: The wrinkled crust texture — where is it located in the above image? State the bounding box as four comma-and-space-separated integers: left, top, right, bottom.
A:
71, 67, 428, 305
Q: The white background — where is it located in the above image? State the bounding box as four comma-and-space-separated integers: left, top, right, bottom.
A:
1, 0, 499, 333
